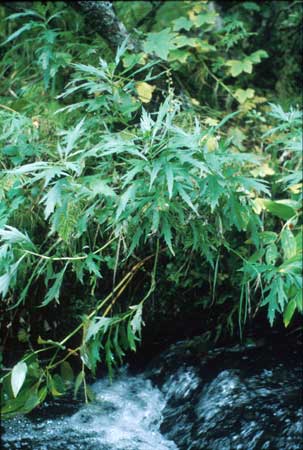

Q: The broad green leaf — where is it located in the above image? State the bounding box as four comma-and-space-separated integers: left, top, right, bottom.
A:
173, 17, 193, 31
226, 59, 252, 77
265, 243, 278, 265
259, 231, 278, 244
258, 199, 297, 220
60, 361, 74, 383
281, 228, 297, 259
143, 28, 176, 60
234, 88, 255, 104
11, 361, 27, 398
248, 50, 268, 63
283, 299, 296, 327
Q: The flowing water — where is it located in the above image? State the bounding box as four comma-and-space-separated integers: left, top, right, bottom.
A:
2, 338, 302, 449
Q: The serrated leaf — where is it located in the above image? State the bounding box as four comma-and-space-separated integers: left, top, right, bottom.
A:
162, 217, 175, 255
40, 182, 62, 219
165, 164, 174, 199
11, 361, 27, 398
130, 303, 143, 336
149, 161, 162, 190
0, 226, 33, 246
143, 28, 176, 60
89, 179, 116, 198
177, 185, 199, 215
116, 185, 136, 219
85, 316, 112, 343
85, 254, 102, 278
64, 119, 85, 157
40, 264, 68, 307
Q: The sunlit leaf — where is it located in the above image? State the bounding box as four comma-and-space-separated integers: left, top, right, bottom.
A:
11, 361, 27, 398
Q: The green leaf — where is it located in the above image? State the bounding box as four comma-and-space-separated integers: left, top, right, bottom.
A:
165, 164, 174, 199
11, 361, 27, 398
177, 185, 199, 215
0, 226, 33, 246
85, 254, 102, 278
248, 50, 268, 63
116, 185, 137, 219
73, 372, 84, 399
143, 28, 176, 60
0, 273, 10, 298
40, 264, 68, 307
127, 321, 136, 352
228, 195, 249, 231
60, 361, 74, 383
259, 231, 278, 245
149, 161, 162, 190
130, 303, 143, 336
64, 119, 85, 157
281, 228, 297, 259
1, 23, 33, 45
283, 299, 296, 327
260, 199, 298, 220
295, 290, 302, 312
226, 59, 252, 77
173, 17, 193, 31
162, 217, 175, 256
265, 243, 278, 265
234, 88, 255, 104
85, 316, 111, 343
41, 182, 62, 219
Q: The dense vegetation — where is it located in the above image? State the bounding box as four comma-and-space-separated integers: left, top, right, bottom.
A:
0, 1, 302, 417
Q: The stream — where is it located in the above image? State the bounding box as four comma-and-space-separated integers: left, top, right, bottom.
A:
2, 337, 302, 449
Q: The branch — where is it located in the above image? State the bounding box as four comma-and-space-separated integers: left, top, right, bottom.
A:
71, 1, 141, 52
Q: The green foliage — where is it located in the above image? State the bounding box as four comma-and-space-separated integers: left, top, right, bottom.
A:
0, 0, 301, 418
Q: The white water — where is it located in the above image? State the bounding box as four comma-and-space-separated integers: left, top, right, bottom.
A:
2, 369, 178, 450
2, 342, 302, 450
